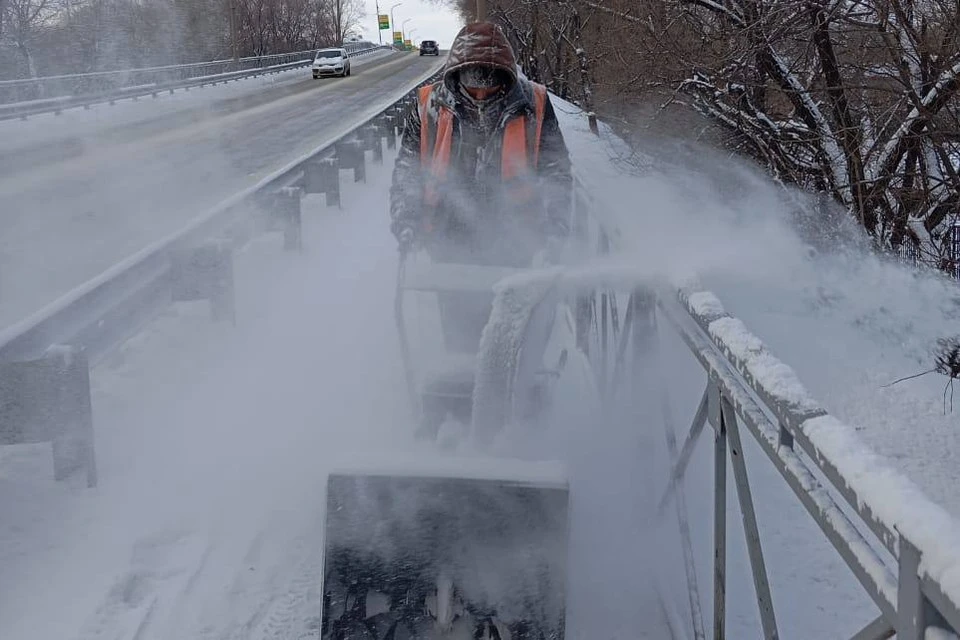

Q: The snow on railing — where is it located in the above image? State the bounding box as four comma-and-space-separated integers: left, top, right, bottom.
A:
563, 123, 959, 636
655, 282, 960, 638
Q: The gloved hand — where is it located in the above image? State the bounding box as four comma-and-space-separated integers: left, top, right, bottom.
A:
396, 224, 416, 254
397, 227, 415, 249
397, 227, 417, 254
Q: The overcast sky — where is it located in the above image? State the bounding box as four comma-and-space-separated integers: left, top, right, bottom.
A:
360, 0, 464, 48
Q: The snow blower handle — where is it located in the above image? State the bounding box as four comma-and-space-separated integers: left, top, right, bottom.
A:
396, 225, 417, 257
394, 248, 420, 420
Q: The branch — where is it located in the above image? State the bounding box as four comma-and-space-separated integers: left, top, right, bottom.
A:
869, 59, 960, 184
579, 1, 643, 24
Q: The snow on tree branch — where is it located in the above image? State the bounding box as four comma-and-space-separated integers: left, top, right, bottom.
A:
464, 0, 960, 271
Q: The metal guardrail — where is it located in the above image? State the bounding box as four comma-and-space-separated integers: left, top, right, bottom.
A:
0, 62, 441, 488
566, 169, 959, 638
654, 286, 960, 639
0, 42, 396, 121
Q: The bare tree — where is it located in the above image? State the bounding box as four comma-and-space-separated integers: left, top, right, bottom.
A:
0, 0, 370, 79
657, 0, 960, 262
325, 0, 362, 45
5, 0, 61, 77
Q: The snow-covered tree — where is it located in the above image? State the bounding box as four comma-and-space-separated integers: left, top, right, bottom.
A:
440, 0, 960, 272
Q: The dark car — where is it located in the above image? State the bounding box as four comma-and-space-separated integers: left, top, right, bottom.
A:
419, 40, 440, 56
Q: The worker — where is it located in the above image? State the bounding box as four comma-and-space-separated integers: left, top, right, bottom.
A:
389, 21, 573, 352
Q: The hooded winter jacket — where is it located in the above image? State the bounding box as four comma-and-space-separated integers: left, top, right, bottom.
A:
389, 22, 572, 264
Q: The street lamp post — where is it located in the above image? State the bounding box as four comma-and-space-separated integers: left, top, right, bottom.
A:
390, 2, 403, 46
402, 18, 413, 45
407, 28, 418, 48
375, 0, 382, 45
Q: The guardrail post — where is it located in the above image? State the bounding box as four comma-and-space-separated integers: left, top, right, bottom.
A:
270, 186, 303, 252
896, 532, 948, 639
387, 110, 404, 139
0, 345, 97, 488
305, 157, 341, 208
708, 381, 727, 640
629, 287, 657, 385
722, 396, 779, 639
170, 241, 235, 324
335, 138, 366, 183
382, 114, 399, 149
361, 125, 384, 164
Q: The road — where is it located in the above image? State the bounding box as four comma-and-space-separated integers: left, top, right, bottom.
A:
0, 52, 443, 330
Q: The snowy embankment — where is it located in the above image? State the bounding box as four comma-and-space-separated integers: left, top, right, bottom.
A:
552, 93, 960, 623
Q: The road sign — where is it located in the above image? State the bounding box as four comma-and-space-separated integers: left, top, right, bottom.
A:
378, 14, 389, 30
393, 31, 403, 45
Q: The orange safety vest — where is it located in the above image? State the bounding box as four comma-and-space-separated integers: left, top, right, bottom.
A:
418, 82, 548, 210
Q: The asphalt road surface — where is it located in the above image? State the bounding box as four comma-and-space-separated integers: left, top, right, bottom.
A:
0, 52, 443, 330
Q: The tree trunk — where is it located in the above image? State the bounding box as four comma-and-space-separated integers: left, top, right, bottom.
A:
568, 3, 598, 134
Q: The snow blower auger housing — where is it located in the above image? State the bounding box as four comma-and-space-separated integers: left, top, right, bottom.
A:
319, 454, 570, 639
395, 252, 574, 446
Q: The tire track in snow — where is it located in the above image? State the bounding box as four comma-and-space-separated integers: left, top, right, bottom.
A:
74, 530, 211, 640
244, 529, 324, 640
204, 514, 325, 640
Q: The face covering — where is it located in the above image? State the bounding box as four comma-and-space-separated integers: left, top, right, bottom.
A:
456, 66, 509, 133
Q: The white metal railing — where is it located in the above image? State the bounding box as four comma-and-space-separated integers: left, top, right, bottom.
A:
563, 170, 960, 639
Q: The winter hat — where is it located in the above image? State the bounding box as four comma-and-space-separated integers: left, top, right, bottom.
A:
442, 22, 519, 97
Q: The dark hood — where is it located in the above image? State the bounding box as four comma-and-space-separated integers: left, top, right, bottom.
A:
442, 22, 518, 96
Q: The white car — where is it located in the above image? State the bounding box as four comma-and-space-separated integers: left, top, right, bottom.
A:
312, 48, 351, 78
